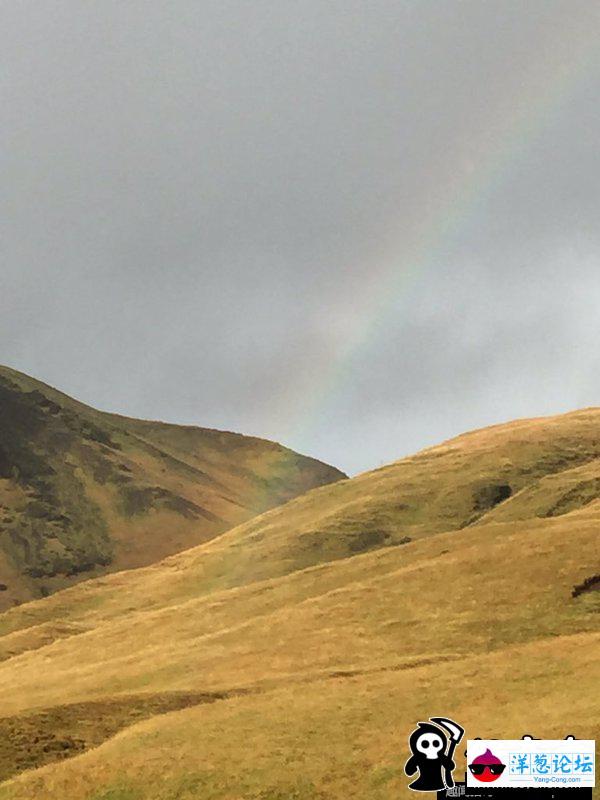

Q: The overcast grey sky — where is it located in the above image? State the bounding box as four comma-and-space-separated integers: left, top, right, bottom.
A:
2, 1, 600, 474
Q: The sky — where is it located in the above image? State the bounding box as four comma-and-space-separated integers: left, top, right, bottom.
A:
3, 1, 600, 475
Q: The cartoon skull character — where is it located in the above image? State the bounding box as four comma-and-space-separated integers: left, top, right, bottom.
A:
405, 722, 455, 792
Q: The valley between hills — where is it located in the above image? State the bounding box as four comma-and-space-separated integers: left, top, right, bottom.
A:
0, 368, 598, 799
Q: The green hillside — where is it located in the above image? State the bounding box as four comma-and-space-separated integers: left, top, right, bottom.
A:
0, 366, 345, 609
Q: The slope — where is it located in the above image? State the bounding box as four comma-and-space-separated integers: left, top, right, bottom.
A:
0, 409, 597, 798
1, 632, 597, 800
0, 365, 345, 608
2, 405, 600, 641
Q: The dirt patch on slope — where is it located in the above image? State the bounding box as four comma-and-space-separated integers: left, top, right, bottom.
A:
0, 691, 228, 784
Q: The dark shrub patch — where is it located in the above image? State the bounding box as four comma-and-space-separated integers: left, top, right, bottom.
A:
473, 483, 512, 511
348, 529, 389, 553
572, 574, 600, 598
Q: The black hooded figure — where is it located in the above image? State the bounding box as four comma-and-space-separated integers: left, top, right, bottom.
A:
404, 721, 454, 792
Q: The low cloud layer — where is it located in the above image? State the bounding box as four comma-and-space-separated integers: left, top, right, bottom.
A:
2, 1, 600, 473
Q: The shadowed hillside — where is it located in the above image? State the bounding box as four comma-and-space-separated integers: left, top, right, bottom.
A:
0, 408, 597, 798
0, 366, 345, 608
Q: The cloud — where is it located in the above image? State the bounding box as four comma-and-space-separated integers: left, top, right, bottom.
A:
2, 1, 600, 473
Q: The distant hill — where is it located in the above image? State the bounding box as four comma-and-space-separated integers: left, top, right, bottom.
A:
0, 366, 346, 608
0, 408, 597, 799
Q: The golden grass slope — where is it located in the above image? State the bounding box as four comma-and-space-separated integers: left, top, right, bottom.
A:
0, 408, 597, 798
1, 632, 597, 800
0, 505, 597, 713
1, 405, 599, 641
0, 365, 345, 608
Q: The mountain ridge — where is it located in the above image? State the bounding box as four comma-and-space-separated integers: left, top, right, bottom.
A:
0, 365, 346, 608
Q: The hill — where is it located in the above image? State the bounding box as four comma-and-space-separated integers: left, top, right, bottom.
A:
0, 408, 597, 798
0, 366, 345, 608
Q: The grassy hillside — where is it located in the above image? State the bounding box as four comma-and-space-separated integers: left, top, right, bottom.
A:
0, 408, 597, 798
0, 366, 345, 608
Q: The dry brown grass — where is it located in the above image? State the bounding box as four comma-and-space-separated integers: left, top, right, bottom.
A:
0, 632, 597, 800
0, 407, 597, 797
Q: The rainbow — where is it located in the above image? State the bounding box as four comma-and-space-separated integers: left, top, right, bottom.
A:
290, 11, 600, 469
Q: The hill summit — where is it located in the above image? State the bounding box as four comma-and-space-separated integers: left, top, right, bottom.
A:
0, 366, 345, 608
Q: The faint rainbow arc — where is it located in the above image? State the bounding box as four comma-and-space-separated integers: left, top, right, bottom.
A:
289, 19, 600, 465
